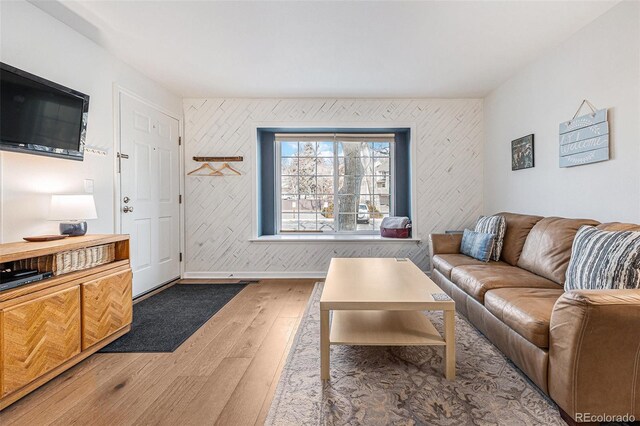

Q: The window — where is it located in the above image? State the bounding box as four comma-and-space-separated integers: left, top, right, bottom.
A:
276, 133, 394, 234
256, 128, 411, 239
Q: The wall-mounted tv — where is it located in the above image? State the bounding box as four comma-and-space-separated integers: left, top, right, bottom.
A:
0, 62, 89, 161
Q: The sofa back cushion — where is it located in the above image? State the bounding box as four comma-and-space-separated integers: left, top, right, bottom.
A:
597, 222, 640, 232
496, 212, 543, 266
517, 217, 599, 284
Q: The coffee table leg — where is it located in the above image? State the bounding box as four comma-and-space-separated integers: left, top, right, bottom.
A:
444, 309, 455, 380
321, 309, 330, 381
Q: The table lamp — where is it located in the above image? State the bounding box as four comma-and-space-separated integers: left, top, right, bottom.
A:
49, 194, 98, 236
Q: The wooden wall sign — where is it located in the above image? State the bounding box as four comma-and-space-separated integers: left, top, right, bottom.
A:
559, 102, 609, 168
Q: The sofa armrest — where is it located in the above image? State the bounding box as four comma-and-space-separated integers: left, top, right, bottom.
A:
429, 233, 462, 257
549, 290, 640, 422
428, 233, 463, 273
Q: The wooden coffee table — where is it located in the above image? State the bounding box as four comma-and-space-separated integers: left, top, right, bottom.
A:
320, 258, 456, 381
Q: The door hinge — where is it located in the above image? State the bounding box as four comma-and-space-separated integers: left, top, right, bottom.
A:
178, 136, 182, 146
179, 252, 183, 262
116, 152, 129, 173
179, 194, 182, 204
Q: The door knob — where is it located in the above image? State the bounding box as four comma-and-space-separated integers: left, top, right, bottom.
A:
123, 196, 130, 204
123, 206, 134, 213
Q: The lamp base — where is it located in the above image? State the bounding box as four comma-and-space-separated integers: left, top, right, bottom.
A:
60, 221, 88, 237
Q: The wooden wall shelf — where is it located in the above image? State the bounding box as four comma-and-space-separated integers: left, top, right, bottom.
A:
193, 156, 243, 162
0, 234, 133, 411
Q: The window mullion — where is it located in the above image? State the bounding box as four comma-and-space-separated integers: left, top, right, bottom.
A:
314, 151, 318, 231
390, 141, 395, 217
296, 156, 300, 231
333, 139, 339, 234
372, 155, 376, 231
276, 141, 281, 234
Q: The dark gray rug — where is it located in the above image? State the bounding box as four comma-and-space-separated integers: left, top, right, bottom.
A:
100, 283, 248, 353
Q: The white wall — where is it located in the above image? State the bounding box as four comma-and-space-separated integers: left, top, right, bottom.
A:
0, 0, 181, 242
483, 1, 640, 223
183, 98, 483, 276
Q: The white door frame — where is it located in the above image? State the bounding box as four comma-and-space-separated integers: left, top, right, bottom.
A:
112, 84, 185, 279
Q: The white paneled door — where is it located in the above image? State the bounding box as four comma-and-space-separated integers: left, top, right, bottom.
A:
119, 93, 180, 297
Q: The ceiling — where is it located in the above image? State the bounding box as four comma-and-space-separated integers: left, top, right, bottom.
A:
32, 1, 617, 98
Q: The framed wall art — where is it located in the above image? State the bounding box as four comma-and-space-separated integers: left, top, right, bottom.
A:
511, 134, 534, 171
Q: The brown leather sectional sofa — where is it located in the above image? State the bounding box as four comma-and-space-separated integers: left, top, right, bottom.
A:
429, 213, 640, 424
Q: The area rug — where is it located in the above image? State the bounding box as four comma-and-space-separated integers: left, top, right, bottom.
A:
266, 282, 565, 425
100, 283, 248, 353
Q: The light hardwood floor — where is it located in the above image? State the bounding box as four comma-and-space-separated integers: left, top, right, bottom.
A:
0, 279, 317, 426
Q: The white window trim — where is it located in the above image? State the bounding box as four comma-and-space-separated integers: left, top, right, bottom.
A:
250, 234, 421, 243
275, 136, 395, 236
250, 122, 418, 242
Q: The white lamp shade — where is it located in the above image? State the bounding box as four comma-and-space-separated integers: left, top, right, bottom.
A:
49, 195, 98, 221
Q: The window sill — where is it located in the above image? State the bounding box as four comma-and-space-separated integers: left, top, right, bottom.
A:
250, 234, 421, 243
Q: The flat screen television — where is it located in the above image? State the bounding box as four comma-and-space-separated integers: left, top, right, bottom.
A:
0, 62, 89, 161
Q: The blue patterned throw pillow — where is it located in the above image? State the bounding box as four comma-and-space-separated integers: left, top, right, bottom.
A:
565, 226, 640, 290
460, 229, 495, 262
475, 215, 506, 261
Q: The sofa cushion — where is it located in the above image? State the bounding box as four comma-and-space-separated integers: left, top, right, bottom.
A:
475, 215, 507, 261
484, 288, 564, 348
451, 263, 560, 304
565, 226, 640, 290
496, 212, 543, 266
517, 217, 599, 285
460, 229, 495, 262
432, 254, 506, 279
466, 295, 551, 392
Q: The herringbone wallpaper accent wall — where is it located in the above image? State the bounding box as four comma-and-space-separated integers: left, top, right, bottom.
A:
183, 98, 482, 277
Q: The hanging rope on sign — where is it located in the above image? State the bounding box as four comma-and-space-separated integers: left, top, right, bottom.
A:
570, 99, 599, 123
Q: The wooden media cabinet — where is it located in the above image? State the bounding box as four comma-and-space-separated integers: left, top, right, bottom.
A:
0, 235, 133, 410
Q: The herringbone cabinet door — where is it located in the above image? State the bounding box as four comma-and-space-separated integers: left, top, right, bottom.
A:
81, 270, 133, 350
1, 286, 81, 396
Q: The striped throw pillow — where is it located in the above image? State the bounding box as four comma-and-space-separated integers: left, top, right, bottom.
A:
475, 215, 506, 261
460, 229, 495, 262
565, 226, 640, 291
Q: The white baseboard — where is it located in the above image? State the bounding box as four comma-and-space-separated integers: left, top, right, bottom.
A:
184, 269, 429, 280
182, 271, 327, 279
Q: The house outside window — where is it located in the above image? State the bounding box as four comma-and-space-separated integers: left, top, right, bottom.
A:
276, 133, 394, 234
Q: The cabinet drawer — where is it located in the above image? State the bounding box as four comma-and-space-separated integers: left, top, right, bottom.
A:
1, 286, 81, 396
81, 269, 132, 350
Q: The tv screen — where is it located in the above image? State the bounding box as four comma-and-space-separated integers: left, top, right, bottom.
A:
0, 62, 89, 160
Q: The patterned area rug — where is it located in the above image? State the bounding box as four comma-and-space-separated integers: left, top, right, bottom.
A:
266, 283, 565, 425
